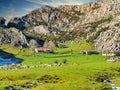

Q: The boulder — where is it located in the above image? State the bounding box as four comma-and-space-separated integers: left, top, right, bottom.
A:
30, 25, 49, 35
29, 39, 39, 49
43, 41, 56, 50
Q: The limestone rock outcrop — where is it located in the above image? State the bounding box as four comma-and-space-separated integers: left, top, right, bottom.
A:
30, 25, 49, 35
0, 27, 29, 47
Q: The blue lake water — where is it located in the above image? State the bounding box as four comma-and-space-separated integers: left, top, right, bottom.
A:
0, 57, 22, 66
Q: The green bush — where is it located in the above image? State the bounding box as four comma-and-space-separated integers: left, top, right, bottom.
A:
115, 22, 120, 27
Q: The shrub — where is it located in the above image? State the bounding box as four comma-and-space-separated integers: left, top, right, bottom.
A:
39, 75, 61, 83
54, 60, 58, 64
62, 59, 67, 64
115, 22, 120, 27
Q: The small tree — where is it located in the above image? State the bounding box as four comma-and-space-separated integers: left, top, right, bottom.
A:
54, 60, 58, 64
62, 59, 67, 64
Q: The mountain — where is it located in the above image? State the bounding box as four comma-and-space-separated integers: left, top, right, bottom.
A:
1, 0, 120, 52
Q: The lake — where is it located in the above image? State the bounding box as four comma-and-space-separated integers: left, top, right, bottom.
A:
0, 57, 22, 66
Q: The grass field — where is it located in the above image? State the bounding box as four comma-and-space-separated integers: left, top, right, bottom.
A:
0, 42, 120, 90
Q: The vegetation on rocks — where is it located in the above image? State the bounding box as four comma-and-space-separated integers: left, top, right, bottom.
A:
88, 27, 109, 43
90, 16, 113, 29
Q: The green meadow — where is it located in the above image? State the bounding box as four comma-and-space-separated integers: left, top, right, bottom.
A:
0, 42, 120, 90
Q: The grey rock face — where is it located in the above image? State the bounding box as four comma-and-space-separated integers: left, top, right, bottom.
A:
95, 29, 120, 52
43, 41, 56, 49
30, 25, 49, 35
93, 14, 120, 52
40, 6, 61, 22
0, 27, 28, 47
29, 39, 39, 49
7, 6, 62, 30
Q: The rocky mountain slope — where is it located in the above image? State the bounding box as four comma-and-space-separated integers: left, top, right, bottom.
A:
0, 27, 28, 47
1, 0, 120, 52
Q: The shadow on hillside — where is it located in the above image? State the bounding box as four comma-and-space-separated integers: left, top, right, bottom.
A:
57, 51, 72, 54
0, 49, 15, 58
44, 54, 71, 58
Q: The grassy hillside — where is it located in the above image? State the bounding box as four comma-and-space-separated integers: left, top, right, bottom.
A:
0, 43, 120, 90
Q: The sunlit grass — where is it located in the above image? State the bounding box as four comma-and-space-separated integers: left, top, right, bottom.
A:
0, 44, 120, 90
